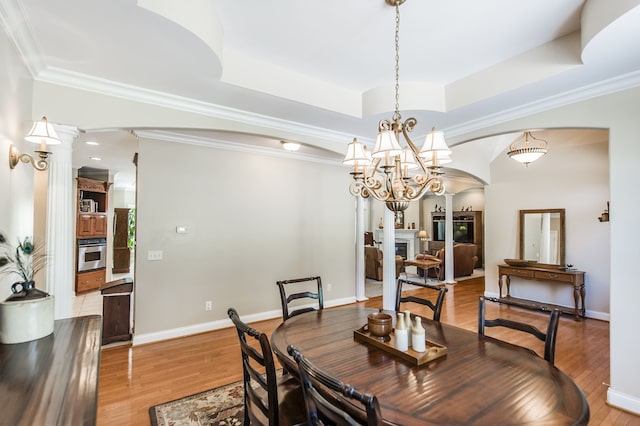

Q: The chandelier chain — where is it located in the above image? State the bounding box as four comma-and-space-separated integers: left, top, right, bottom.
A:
393, 3, 401, 121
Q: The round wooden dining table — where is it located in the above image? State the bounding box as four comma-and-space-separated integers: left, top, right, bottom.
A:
271, 306, 589, 426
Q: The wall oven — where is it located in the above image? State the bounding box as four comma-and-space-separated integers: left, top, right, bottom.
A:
78, 238, 107, 272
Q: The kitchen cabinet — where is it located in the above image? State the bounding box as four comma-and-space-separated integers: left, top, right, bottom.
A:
76, 268, 106, 293
76, 177, 111, 293
77, 212, 108, 237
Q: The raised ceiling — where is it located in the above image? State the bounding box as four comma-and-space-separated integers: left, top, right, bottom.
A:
3, 0, 639, 188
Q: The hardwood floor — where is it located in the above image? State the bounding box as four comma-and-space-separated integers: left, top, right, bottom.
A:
97, 277, 640, 425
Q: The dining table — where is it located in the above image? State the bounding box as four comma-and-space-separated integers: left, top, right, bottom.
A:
270, 306, 589, 426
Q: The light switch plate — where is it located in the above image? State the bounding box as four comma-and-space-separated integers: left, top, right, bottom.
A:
147, 250, 163, 261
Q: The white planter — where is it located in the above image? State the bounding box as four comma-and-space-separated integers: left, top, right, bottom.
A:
0, 295, 55, 344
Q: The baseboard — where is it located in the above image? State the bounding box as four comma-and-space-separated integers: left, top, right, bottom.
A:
608, 388, 640, 416
132, 296, 357, 346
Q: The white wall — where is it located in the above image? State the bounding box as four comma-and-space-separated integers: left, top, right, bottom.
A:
133, 137, 356, 340
0, 28, 35, 300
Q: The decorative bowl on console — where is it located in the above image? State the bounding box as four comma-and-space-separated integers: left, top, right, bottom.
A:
504, 258, 537, 267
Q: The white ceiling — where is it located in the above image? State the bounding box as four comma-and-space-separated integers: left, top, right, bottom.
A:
4, 0, 640, 189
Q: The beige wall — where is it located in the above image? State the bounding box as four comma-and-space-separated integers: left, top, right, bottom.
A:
133, 137, 356, 338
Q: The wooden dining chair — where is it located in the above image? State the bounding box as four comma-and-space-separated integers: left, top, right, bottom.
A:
276, 276, 324, 320
287, 345, 383, 426
394, 278, 448, 321
477, 296, 561, 364
227, 308, 306, 426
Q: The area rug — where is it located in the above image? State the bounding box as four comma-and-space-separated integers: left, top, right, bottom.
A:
149, 379, 245, 426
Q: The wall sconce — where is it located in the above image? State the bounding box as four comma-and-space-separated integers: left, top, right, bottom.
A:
598, 202, 610, 222
9, 116, 61, 171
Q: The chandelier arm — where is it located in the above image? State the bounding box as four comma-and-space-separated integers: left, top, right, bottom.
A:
400, 120, 431, 174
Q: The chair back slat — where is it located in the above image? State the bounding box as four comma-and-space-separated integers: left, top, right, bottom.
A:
478, 296, 561, 364
277, 276, 324, 320
227, 308, 280, 425
288, 345, 383, 426
395, 279, 447, 321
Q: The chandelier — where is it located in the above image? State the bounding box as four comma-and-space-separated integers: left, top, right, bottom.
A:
507, 131, 548, 166
343, 0, 450, 212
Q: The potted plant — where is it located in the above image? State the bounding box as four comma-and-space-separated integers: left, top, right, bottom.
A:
0, 232, 54, 344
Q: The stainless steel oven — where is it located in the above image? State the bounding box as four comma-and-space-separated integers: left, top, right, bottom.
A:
78, 238, 107, 272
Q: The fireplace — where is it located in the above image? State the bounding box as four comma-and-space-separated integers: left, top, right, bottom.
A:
395, 242, 408, 259
375, 229, 419, 260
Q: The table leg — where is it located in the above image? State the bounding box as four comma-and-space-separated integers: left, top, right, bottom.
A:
574, 284, 586, 319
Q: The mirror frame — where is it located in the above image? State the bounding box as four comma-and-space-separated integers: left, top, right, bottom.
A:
519, 208, 566, 267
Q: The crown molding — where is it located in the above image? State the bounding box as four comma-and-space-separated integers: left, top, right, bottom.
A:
35, 67, 360, 145
0, 0, 45, 76
135, 130, 343, 167
444, 69, 640, 138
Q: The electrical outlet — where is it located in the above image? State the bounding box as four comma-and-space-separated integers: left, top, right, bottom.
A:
205, 301, 213, 311
327, 283, 332, 292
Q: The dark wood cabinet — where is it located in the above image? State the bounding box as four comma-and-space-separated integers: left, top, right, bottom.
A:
1, 316, 101, 424
100, 278, 133, 345
112, 208, 131, 273
429, 211, 483, 267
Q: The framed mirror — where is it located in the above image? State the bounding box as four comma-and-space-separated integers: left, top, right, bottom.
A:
519, 209, 565, 267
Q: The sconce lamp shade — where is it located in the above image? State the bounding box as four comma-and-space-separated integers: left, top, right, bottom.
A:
24, 117, 61, 146
9, 116, 60, 171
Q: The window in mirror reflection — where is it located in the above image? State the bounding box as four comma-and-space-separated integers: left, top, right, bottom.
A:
520, 209, 565, 266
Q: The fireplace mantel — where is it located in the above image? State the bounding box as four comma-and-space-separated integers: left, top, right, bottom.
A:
374, 229, 419, 260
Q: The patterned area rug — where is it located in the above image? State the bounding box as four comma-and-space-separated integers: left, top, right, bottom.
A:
149, 380, 244, 426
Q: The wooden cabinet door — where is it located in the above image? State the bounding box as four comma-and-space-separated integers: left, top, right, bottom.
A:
77, 214, 95, 237
77, 213, 107, 237
93, 214, 108, 236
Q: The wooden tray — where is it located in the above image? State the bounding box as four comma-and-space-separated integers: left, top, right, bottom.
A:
353, 326, 447, 365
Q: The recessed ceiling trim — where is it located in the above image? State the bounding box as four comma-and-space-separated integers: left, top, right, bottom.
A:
135, 130, 342, 167
444, 68, 640, 138
35, 66, 365, 146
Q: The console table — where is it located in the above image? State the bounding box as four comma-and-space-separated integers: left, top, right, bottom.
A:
496, 264, 586, 319
0, 315, 102, 425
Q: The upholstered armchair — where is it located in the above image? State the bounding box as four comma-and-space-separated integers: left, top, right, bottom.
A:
364, 246, 404, 280
417, 243, 478, 280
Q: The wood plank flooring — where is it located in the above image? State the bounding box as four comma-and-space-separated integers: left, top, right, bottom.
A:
97, 277, 640, 425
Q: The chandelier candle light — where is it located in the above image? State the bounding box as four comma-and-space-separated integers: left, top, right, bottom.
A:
343, 0, 451, 212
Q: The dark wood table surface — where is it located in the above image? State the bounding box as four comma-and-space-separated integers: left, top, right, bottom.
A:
0, 315, 102, 426
271, 306, 589, 426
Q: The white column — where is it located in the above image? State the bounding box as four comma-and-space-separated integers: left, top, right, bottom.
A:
355, 196, 367, 301
444, 194, 455, 283
45, 125, 78, 319
382, 207, 396, 310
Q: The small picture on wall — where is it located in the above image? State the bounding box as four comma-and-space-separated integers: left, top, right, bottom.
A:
395, 211, 404, 229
